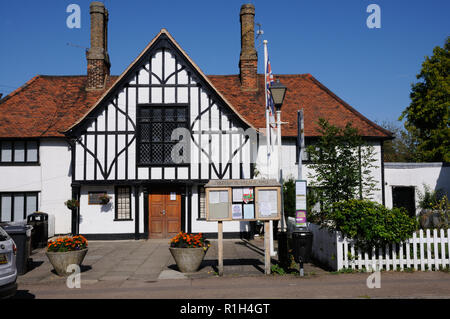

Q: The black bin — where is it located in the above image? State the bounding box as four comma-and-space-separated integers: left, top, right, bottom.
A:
27, 212, 48, 249
1, 222, 33, 275
292, 229, 313, 263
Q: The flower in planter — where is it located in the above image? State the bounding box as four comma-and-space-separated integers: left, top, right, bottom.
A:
99, 193, 111, 205
47, 235, 88, 252
170, 232, 210, 250
64, 199, 79, 210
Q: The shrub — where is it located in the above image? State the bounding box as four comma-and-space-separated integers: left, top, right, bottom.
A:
47, 235, 88, 252
418, 185, 446, 210
170, 232, 210, 250
325, 199, 418, 250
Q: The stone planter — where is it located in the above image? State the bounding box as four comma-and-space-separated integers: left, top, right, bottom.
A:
46, 249, 88, 276
169, 247, 207, 273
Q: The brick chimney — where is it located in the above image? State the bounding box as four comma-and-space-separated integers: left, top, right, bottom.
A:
239, 4, 258, 91
86, 1, 110, 90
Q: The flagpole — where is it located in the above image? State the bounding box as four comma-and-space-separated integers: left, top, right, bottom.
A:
264, 40, 276, 257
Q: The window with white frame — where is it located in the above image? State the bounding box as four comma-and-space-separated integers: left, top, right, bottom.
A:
115, 186, 131, 220
0, 192, 38, 222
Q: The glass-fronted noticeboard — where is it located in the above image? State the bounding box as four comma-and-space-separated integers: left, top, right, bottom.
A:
205, 180, 281, 222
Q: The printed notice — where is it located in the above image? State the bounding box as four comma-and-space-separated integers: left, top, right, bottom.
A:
232, 204, 243, 219
209, 191, 220, 204
232, 188, 243, 202
243, 203, 255, 219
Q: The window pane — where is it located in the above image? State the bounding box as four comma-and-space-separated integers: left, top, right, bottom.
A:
1, 195, 12, 222
1, 141, 12, 162
26, 194, 37, 216
27, 141, 38, 162
199, 187, 206, 219
14, 141, 25, 162
14, 195, 24, 221
116, 187, 131, 220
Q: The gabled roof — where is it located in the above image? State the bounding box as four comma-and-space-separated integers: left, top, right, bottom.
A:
0, 30, 392, 140
66, 28, 256, 135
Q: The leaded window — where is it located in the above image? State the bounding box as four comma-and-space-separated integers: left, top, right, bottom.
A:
137, 106, 189, 165
115, 186, 131, 220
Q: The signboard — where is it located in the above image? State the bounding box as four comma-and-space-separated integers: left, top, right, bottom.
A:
255, 187, 281, 220
88, 191, 107, 205
205, 180, 281, 222
295, 180, 308, 227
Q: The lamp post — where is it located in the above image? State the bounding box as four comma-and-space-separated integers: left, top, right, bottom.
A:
269, 80, 289, 268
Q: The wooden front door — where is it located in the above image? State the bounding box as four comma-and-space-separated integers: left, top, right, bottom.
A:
148, 190, 181, 238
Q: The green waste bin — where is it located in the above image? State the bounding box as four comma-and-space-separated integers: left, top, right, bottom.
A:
0, 222, 33, 275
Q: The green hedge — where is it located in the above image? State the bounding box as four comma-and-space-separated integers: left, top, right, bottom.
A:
325, 199, 418, 250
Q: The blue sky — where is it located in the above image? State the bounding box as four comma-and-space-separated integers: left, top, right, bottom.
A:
0, 0, 448, 126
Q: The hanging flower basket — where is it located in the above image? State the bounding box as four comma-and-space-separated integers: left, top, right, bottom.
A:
169, 232, 210, 273
99, 194, 111, 205
64, 199, 79, 210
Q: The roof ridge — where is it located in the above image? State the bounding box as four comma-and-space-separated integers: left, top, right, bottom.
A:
306, 75, 393, 138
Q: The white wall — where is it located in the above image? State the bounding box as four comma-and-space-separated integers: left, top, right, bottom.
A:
0, 138, 72, 234
78, 185, 137, 234
39, 139, 72, 234
385, 162, 450, 214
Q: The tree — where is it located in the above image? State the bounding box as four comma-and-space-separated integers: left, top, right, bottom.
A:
399, 37, 450, 162
306, 119, 379, 212
376, 120, 417, 162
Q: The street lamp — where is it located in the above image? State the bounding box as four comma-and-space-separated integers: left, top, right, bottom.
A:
269, 79, 287, 111
269, 79, 289, 268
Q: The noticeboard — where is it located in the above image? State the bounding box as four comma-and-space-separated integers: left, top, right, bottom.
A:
255, 187, 281, 220
205, 180, 281, 222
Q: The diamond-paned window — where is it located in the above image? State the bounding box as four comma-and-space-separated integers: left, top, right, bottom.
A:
137, 105, 188, 165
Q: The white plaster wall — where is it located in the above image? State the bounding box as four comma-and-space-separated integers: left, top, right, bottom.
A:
39, 139, 72, 234
0, 166, 41, 192
384, 163, 450, 213
0, 138, 72, 233
79, 185, 136, 234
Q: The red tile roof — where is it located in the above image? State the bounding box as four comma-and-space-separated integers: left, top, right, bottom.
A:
0, 75, 117, 138
0, 74, 392, 139
208, 74, 392, 138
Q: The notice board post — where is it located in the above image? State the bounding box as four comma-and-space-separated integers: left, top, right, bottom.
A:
205, 179, 281, 276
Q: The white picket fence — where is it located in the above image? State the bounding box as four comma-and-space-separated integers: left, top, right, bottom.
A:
309, 223, 450, 271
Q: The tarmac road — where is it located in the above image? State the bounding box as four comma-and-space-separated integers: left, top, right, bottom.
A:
13, 270, 450, 299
